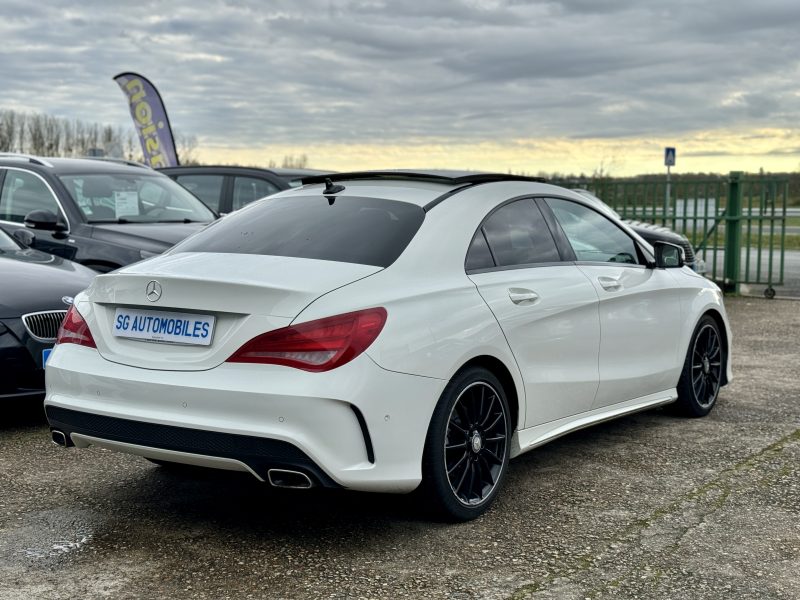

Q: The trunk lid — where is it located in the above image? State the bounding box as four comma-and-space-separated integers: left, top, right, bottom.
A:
81, 252, 381, 370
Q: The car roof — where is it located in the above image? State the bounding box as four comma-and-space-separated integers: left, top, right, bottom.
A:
158, 165, 335, 181
0, 155, 158, 176
269, 167, 334, 178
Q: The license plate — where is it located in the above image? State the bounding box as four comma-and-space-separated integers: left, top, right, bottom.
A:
42, 348, 52, 365
112, 308, 215, 346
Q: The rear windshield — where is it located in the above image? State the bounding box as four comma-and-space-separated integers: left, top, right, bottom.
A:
171, 195, 425, 268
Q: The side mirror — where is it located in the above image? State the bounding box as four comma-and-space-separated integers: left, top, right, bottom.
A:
24, 209, 67, 232
13, 228, 35, 247
653, 241, 684, 268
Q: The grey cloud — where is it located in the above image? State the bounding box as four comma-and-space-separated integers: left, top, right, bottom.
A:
0, 0, 797, 148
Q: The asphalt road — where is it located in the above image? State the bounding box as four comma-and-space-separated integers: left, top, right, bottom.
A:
1, 297, 798, 599
702, 249, 800, 298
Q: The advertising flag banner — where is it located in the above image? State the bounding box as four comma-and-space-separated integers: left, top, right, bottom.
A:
113, 72, 179, 167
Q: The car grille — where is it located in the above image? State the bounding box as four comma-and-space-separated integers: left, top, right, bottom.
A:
679, 240, 695, 263
22, 310, 68, 341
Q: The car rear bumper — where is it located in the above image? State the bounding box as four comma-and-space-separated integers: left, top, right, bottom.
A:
45, 344, 446, 493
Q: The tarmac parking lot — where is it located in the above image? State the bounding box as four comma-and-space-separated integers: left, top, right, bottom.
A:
0, 297, 798, 600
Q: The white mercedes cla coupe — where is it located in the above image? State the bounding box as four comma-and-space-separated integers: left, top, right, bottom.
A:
45, 171, 731, 521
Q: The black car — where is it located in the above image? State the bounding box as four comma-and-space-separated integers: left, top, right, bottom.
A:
0, 154, 217, 272
0, 226, 95, 400
160, 166, 333, 213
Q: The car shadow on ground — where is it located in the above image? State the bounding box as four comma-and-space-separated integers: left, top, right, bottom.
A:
2, 398, 47, 429
71, 405, 684, 544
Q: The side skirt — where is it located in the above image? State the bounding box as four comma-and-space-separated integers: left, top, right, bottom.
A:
510, 389, 677, 458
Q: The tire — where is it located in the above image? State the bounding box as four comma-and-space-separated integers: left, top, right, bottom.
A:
419, 367, 511, 521
673, 315, 724, 417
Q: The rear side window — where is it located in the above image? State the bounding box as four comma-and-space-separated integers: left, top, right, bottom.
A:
465, 230, 494, 271
173, 195, 424, 268
175, 174, 224, 212
473, 199, 560, 268
232, 176, 280, 211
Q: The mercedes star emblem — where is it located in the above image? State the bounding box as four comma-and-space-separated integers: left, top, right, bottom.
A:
145, 280, 162, 302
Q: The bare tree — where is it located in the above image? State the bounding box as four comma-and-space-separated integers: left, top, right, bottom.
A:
281, 154, 308, 168
0, 110, 16, 151
28, 113, 47, 155
174, 132, 199, 165
16, 112, 27, 153
43, 116, 61, 155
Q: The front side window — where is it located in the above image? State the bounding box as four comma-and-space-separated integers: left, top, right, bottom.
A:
172, 195, 424, 268
474, 199, 560, 268
59, 173, 216, 223
0, 170, 62, 223
546, 198, 639, 264
232, 176, 280, 211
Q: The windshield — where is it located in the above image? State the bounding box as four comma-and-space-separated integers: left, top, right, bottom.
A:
0, 227, 20, 251
59, 173, 216, 224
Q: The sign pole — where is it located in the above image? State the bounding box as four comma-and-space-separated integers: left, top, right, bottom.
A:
664, 147, 676, 224
665, 163, 671, 222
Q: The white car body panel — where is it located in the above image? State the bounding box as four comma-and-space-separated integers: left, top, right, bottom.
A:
47, 343, 445, 492
575, 264, 685, 409
83, 253, 380, 371
468, 265, 601, 427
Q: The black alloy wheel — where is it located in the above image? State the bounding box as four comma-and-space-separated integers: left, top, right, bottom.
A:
420, 367, 511, 521
674, 315, 724, 417
445, 382, 508, 506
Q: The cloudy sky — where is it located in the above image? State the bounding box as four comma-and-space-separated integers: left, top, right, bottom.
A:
2, 0, 799, 175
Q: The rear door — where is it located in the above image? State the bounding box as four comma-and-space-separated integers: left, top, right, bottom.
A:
466, 198, 601, 427
171, 173, 225, 213
543, 197, 683, 408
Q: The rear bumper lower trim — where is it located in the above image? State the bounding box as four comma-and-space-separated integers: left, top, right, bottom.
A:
46, 406, 340, 488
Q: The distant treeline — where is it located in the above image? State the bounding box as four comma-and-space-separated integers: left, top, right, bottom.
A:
0, 108, 202, 164
0, 108, 311, 168
0, 108, 139, 159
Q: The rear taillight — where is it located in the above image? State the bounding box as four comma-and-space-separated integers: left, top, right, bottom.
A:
227, 307, 387, 372
56, 305, 97, 348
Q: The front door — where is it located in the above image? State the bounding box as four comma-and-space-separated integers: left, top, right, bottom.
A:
544, 197, 683, 408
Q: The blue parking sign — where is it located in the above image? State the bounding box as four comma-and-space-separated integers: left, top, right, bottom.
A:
665, 147, 676, 167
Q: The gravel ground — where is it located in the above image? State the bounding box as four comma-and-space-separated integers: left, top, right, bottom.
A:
0, 296, 798, 600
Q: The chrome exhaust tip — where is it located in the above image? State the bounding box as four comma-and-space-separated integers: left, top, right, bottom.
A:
267, 469, 313, 489
51, 430, 68, 447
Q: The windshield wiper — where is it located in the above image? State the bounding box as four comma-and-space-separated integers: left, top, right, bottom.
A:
89, 218, 134, 224
153, 218, 203, 223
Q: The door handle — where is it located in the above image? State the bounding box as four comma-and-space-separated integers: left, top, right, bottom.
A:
508, 288, 540, 305
598, 276, 622, 291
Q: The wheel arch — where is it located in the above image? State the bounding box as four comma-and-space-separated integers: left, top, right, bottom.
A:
455, 355, 522, 431
701, 308, 730, 386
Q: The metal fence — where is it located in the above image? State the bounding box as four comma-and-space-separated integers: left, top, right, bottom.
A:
562, 172, 789, 296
